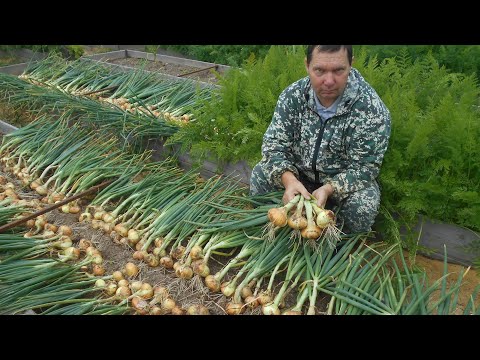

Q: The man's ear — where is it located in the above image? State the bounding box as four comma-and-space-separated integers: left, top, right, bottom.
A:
351, 56, 355, 66
304, 57, 309, 72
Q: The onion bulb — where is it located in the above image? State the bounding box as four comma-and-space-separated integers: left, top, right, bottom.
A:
257, 291, 272, 306
205, 275, 221, 292
186, 304, 209, 315
150, 306, 163, 315
192, 260, 210, 277
221, 281, 236, 298
112, 270, 124, 282
95, 279, 106, 288
240, 286, 253, 299
124, 262, 139, 278
262, 302, 280, 315
315, 209, 335, 229
118, 279, 129, 287
115, 286, 131, 299
92, 264, 106, 276
244, 296, 259, 309
131, 296, 149, 315
189, 245, 203, 260
58, 225, 72, 237
300, 200, 322, 240
287, 195, 308, 230
171, 306, 185, 315
161, 298, 176, 313
267, 194, 301, 227
160, 256, 174, 269
225, 302, 244, 315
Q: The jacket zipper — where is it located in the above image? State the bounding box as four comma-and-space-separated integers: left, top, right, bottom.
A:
311, 112, 328, 184
304, 86, 351, 184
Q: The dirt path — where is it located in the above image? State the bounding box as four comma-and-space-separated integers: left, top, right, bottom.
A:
410, 252, 480, 313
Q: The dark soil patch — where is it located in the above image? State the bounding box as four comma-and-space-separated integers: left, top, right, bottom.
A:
106, 57, 222, 85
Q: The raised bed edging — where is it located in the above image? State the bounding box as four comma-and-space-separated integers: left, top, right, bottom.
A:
83, 49, 231, 74
0, 62, 29, 76
0, 49, 230, 89
0, 49, 47, 76
412, 216, 480, 267
147, 138, 251, 187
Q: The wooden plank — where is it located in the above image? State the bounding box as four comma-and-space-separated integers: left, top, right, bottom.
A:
0, 63, 28, 76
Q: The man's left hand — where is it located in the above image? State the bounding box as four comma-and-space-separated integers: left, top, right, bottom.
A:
312, 184, 334, 208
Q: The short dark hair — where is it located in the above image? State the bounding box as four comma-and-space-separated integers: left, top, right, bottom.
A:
306, 45, 353, 65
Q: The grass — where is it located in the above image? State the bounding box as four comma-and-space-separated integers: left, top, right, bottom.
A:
0, 56, 22, 67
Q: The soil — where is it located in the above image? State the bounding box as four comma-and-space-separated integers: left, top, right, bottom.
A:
105, 57, 222, 85
47, 209, 236, 315
406, 252, 480, 314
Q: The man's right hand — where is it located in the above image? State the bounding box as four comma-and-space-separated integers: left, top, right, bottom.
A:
281, 171, 311, 204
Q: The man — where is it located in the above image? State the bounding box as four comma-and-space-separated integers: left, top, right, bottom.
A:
250, 45, 391, 233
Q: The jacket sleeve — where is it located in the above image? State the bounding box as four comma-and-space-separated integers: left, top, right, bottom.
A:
260, 89, 300, 188
326, 107, 391, 202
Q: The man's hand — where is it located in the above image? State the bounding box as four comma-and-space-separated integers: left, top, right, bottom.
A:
281, 171, 311, 204
312, 184, 334, 208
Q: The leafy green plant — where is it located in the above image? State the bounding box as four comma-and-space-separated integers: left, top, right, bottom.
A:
353, 47, 480, 242
157, 45, 271, 66
361, 45, 480, 81
165, 45, 307, 168
64, 45, 84, 59
0, 45, 84, 59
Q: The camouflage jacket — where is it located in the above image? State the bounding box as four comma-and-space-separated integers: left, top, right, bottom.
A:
261, 68, 391, 202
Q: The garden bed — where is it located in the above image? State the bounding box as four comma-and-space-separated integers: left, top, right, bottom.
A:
82, 50, 231, 87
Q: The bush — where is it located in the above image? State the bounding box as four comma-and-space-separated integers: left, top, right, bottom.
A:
157, 45, 272, 66
353, 48, 480, 242
166, 45, 306, 167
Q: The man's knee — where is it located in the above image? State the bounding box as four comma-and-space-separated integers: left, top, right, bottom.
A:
338, 184, 380, 233
249, 163, 277, 196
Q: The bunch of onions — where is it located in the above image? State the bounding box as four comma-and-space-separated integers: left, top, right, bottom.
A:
267, 195, 301, 227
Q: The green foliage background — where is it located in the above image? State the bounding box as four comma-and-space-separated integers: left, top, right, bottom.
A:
166, 46, 307, 168
0, 45, 84, 59
156, 45, 271, 67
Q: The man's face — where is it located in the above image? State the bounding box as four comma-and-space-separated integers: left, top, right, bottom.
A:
305, 47, 351, 107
